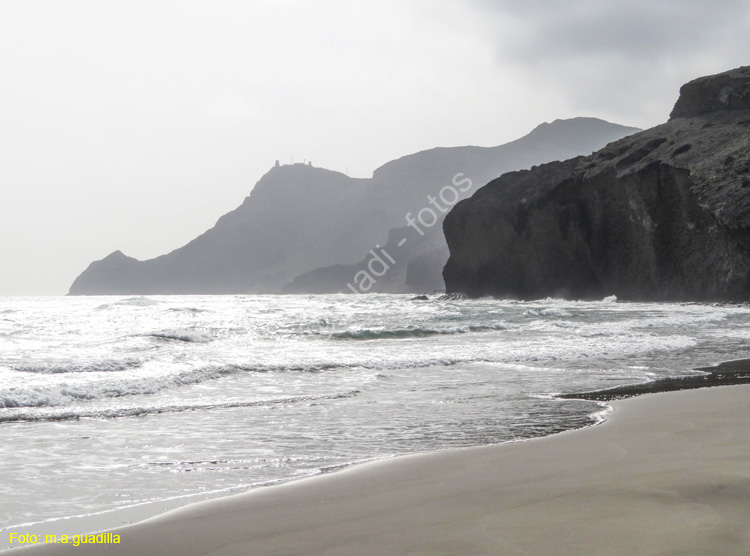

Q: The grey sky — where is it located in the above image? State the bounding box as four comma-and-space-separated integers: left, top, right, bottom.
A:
1, 0, 748, 295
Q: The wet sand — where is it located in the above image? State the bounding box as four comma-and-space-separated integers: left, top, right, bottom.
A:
7, 384, 750, 556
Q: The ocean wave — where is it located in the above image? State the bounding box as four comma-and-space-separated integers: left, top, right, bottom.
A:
227, 362, 346, 373
467, 324, 512, 332
116, 297, 161, 307
226, 355, 478, 374
13, 359, 143, 374
147, 329, 213, 343
0, 390, 360, 423
434, 293, 468, 301
0, 366, 236, 409
524, 308, 575, 317
331, 328, 445, 340
0, 357, 464, 413
330, 323, 510, 341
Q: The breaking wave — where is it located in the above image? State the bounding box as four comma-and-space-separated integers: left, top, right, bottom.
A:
0, 366, 236, 409
331, 328, 445, 340
117, 297, 161, 307
13, 359, 143, 374
0, 390, 361, 423
330, 323, 510, 341
147, 329, 214, 343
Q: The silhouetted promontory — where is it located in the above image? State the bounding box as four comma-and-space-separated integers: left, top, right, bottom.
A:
69, 118, 638, 295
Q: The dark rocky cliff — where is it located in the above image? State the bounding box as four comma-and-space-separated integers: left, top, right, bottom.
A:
443, 66, 750, 301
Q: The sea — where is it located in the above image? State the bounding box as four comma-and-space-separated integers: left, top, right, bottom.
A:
2, 294, 750, 548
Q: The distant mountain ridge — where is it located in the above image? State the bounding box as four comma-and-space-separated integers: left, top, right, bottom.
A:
69, 117, 639, 295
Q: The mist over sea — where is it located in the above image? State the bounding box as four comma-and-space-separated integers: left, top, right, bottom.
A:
2, 294, 750, 541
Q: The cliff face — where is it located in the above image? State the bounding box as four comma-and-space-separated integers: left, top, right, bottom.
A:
443, 66, 750, 301
70, 118, 638, 295
670, 66, 750, 119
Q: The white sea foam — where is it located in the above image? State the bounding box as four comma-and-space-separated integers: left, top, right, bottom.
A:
13, 359, 142, 374
2, 294, 750, 536
116, 297, 161, 307
0, 389, 361, 422
148, 329, 214, 343
0, 365, 234, 409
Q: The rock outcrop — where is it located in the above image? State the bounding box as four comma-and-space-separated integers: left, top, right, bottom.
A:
69, 118, 638, 295
670, 66, 750, 119
443, 66, 750, 301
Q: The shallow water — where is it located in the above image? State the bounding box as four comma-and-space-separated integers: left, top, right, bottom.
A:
2, 294, 750, 541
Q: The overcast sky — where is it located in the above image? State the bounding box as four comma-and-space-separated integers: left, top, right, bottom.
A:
2, 0, 749, 295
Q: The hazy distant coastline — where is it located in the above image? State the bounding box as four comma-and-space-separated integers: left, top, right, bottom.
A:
68, 118, 637, 296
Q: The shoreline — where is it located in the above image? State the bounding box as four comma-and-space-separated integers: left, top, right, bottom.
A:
560, 358, 750, 401
6, 382, 750, 555
0, 457, 386, 552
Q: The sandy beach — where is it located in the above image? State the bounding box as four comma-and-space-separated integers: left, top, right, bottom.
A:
7, 384, 750, 556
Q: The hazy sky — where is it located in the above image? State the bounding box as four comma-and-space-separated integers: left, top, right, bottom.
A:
2, 0, 749, 295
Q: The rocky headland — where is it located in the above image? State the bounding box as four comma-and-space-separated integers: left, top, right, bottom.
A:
443, 66, 750, 301
69, 118, 637, 295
